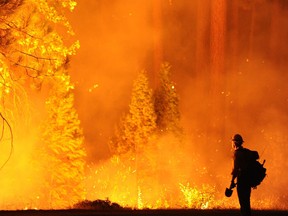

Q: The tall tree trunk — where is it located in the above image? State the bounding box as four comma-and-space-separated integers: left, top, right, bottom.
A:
229, 0, 239, 74
208, 0, 227, 158
269, 0, 281, 65
228, 0, 240, 122
210, 0, 226, 92
152, 0, 163, 87
210, 0, 227, 126
195, 0, 210, 75
248, 1, 256, 61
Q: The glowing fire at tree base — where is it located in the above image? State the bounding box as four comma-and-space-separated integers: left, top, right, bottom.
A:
84, 154, 221, 210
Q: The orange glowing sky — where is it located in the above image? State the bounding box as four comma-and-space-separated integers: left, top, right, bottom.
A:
66, 1, 288, 206
67, 0, 288, 162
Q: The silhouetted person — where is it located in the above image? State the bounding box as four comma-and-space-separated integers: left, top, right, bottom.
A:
229, 134, 259, 216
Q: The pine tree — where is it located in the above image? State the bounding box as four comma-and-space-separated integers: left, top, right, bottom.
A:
109, 71, 158, 208
0, 0, 79, 128
110, 71, 157, 155
41, 72, 86, 209
1, 1, 82, 208
153, 63, 186, 202
154, 62, 183, 136
0, 0, 79, 89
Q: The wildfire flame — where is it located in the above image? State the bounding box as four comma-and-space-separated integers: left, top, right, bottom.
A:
0, 0, 287, 211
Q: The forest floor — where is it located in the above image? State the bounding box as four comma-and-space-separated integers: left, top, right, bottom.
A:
0, 209, 287, 216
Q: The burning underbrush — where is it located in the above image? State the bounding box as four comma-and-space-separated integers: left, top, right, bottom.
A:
84, 134, 227, 210
82, 154, 286, 210
82, 129, 288, 210
84, 156, 217, 209
0, 131, 287, 210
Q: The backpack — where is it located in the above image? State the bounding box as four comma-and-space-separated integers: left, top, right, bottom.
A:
249, 158, 267, 188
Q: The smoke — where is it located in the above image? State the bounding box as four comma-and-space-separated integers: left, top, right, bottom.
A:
66, 0, 288, 209
67, 0, 155, 161
0, 111, 43, 209
0, 0, 286, 209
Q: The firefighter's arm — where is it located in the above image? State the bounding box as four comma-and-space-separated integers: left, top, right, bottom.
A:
230, 175, 237, 189
230, 152, 238, 188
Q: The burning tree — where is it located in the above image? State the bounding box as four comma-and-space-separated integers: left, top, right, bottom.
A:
108, 71, 158, 208
41, 72, 86, 209
152, 62, 188, 207
110, 71, 157, 155
111, 64, 183, 155
0, 0, 84, 209
103, 67, 188, 208
0, 0, 78, 89
0, 0, 79, 128
154, 62, 183, 135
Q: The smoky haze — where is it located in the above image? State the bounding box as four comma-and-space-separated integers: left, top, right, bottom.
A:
67, 0, 288, 208
68, 0, 155, 160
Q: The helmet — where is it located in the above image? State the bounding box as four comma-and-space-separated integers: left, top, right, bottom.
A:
232, 134, 244, 143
